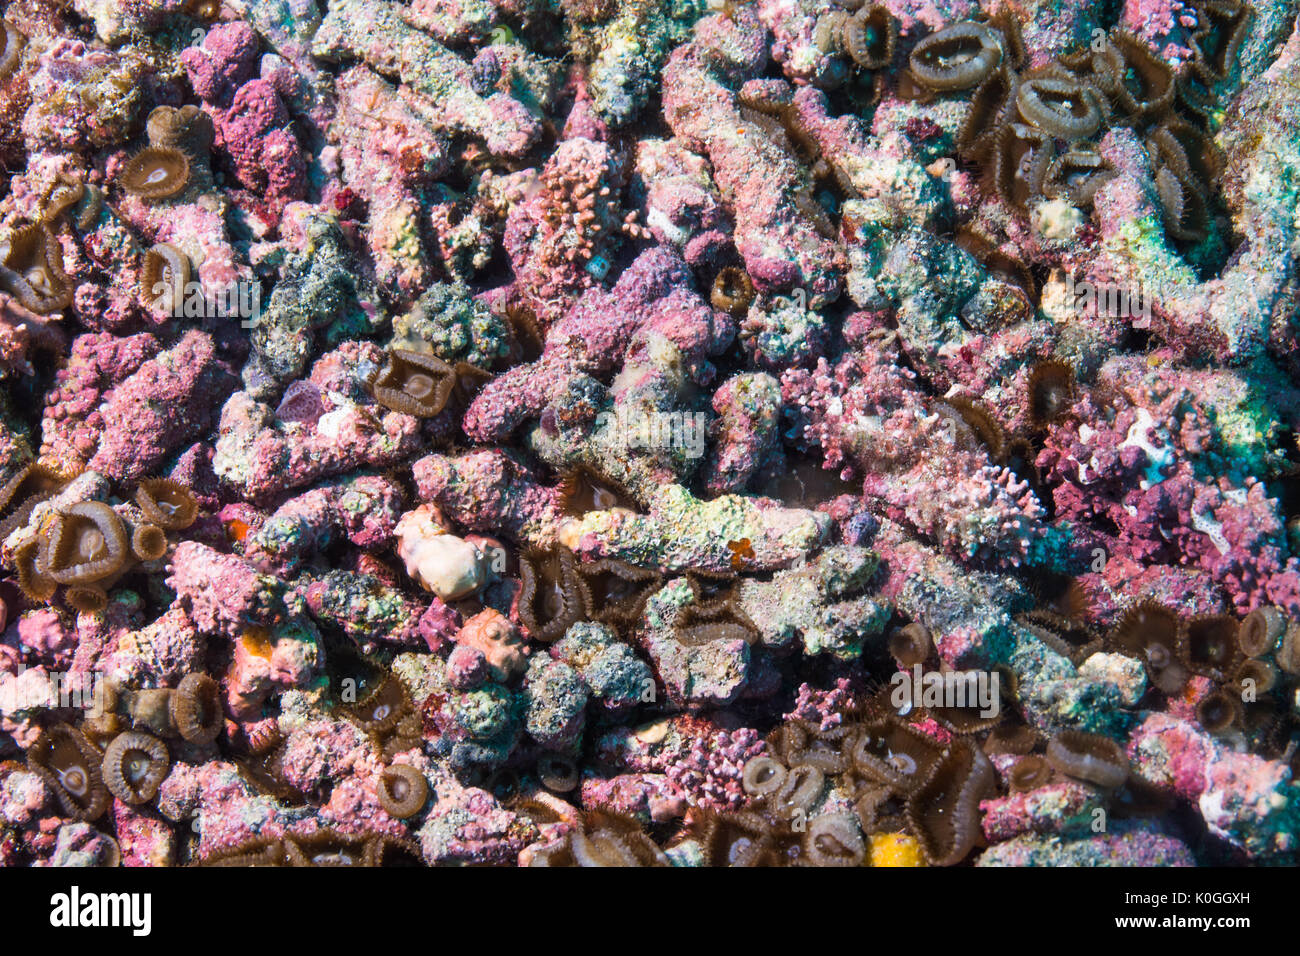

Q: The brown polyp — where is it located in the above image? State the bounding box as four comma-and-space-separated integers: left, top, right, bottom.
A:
1180, 614, 1242, 677
849, 718, 944, 795
1195, 689, 1241, 734
1237, 606, 1284, 658
518, 547, 588, 643
135, 479, 199, 531
888, 622, 932, 667
65, 583, 108, 614
1007, 753, 1054, 792
101, 730, 169, 804
0, 21, 26, 80
710, 266, 755, 318
904, 740, 994, 865
140, 243, 192, 313
1026, 360, 1078, 427
377, 763, 429, 818
537, 752, 581, 792
118, 147, 191, 201
27, 724, 110, 821
1045, 729, 1129, 788
909, 22, 1003, 91
170, 672, 223, 744
842, 5, 896, 69
43, 502, 129, 585
575, 557, 662, 629
0, 223, 73, 314
131, 523, 168, 561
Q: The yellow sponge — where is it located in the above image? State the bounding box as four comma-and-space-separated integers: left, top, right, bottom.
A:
868, 832, 926, 867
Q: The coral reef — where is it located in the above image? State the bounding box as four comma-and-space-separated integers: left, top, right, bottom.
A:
0, 0, 1296, 874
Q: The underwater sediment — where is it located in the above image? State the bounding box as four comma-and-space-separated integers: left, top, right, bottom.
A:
0, 0, 1298, 867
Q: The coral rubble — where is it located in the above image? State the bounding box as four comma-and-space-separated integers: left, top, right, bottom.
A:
0, 0, 1298, 871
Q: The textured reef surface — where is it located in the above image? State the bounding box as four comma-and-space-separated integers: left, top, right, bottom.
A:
0, 0, 1299, 868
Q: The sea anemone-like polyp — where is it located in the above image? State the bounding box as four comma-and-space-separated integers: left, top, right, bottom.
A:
170, 672, 223, 744
1045, 729, 1129, 788
26, 724, 110, 821
118, 147, 192, 201
135, 479, 199, 531
0, 223, 73, 314
101, 730, 170, 804
42, 502, 129, 586
377, 764, 429, 819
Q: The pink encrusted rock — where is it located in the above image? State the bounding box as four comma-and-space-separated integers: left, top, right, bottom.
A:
631, 137, 731, 265
101, 606, 205, 687
301, 570, 425, 650
580, 772, 683, 824
418, 597, 463, 653
214, 341, 423, 501
167, 542, 285, 639
661, 9, 844, 302
155, 760, 292, 858
88, 330, 237, 483
112, 801, 176, 867
0, 766, 52, 834
783, 679, 855, 733
333, 65, 451, 298
211, 80, 308, 217
454, 608, 528, 683
180, 21, 261, 108
274, 715, 383, 812
414, 447, 562, 544
180, 22, 307, 219
243, 473, 405, 574
1039, 356, 1300, 614
415, 781, 527, 865
225, 621, 323, 719
21, 40, 150, 151
980, 779, 1105, 842
782, 350, 1051, 567
503, 136, 630, 325
596, 714, 766, 811
467, 245, 731, 442
446, 644, 492, 690
313, 0, 539, 161
702, 372, 781, 494
1128, 711, 1300, 860
39, 331, 160, 471
12, 608, 76, 667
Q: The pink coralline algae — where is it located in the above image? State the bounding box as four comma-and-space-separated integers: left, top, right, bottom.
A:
503, 136, 637, 324
1, 0, 1299, 876
662, 8, 844, 300
596, 715, 766, 812
183, 23, 308, 222
783, 347, 1050, 566
87, 330, 236, 482
214, 341, 423, 500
